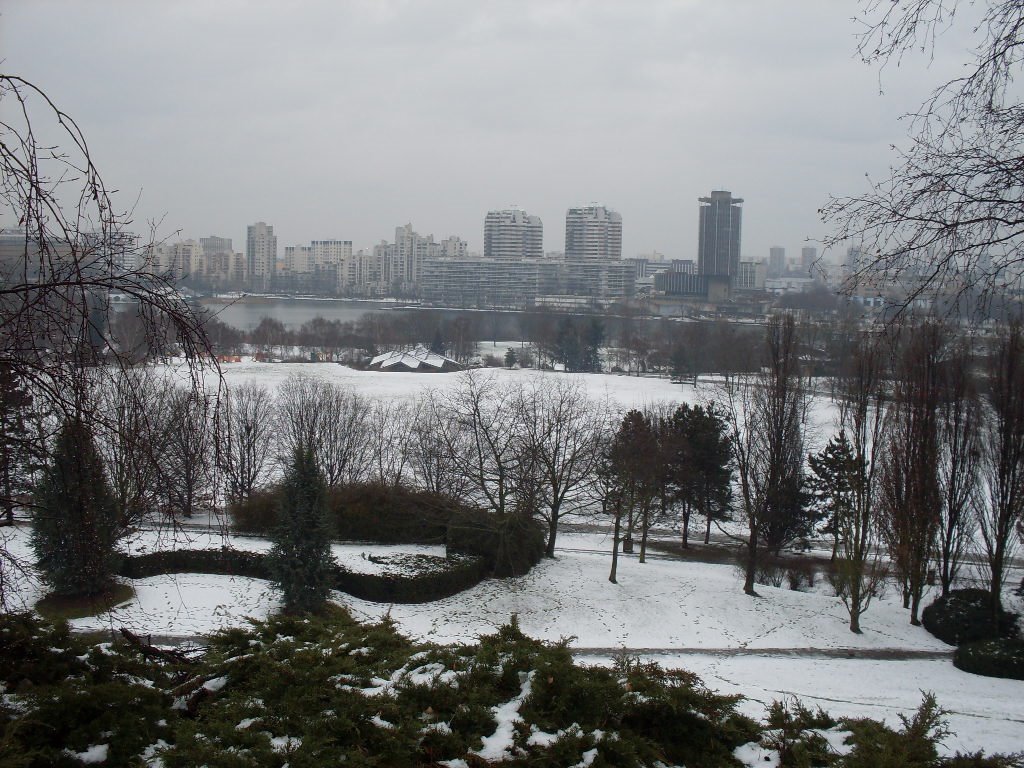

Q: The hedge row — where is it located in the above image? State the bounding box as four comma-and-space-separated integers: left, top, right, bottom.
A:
228, 481, 547, 578
229, 483, 453, 544
117, 547, 488, 604
921, 588, 1019, 646
954, 638, 1024, 680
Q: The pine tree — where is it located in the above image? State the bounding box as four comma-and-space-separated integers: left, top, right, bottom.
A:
30, 416, 120, 597
269, 447, 334, 613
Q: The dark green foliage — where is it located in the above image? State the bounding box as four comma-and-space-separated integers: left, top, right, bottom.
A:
0, 614, 177, 768
954, 638, 1024, 680
269, 447, 333, 613
0, 363, 40, 526
119, 546, 487, 604
30, 416, 121, 597
447, 508, 546, 577
921, 588, 1019, 646
226, 487, 279, 535
327, 482, 452, 543
839, 693, 947, 767
764, 699, 837, 767
230, 482, 458, 543
808, 431, 860, 557
1, 613, 1021, 767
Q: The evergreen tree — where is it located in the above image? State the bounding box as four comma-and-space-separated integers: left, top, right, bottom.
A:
808, 432, 858, 562
0, 364, 39, 526
269, 446, 334, 613
31, 416, 120, 597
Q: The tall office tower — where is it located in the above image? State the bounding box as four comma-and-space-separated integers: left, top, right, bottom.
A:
801, 246, 817, 273
697, 191, 743, 282
483, 209, 543, 261
565, 205, 622, 261
769, 246, 786, 277
246, 222, 277, 291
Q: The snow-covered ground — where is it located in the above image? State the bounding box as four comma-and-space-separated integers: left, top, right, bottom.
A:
4, 524, 1022, 754
5, 363, 1021, 755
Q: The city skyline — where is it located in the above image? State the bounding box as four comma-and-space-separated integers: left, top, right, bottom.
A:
0, 2, 976, 262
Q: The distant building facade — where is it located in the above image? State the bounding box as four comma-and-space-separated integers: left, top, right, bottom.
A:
483, 209, 543, 261
698, 191, 743, 285
246, 222, 277, 291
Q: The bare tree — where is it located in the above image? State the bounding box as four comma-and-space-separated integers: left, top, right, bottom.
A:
0, 75, 219, 428
408, 390, 471, 499
157, 388, 215, 519
516, 377, 606, 557
821, 1, 1024, 317
831, 331, 889, 633
1, 75, 220, 605
438, 372, 524, 518
879, 323, 943, 625
936, 336, 982, 596
367, 398, 415, 487
219, 382, 276, 504
277, 376, 370, 487
95, 369, 173, 529
717, 314, 809, 596
979, 322, 1024, 620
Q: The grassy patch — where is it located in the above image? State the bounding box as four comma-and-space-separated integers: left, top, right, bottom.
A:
34, 582, 135, 620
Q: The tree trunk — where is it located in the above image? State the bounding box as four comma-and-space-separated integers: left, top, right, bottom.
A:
545, 510, 558, 558
681, 503, 690, 549
609, 507, 622, 584
744, 525, 758, 596
910, 591, 922, 626
704, 513, 711, 545
639, 505, 650, 564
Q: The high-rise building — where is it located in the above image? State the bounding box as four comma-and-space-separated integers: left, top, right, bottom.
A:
801, 246, 817, 273
565, 205, 622, 261
483, 209, 543, 261
246, 222, 277, 291
200, 235, 232, 257
698, 191, 743, 283
769, 246, 786, 278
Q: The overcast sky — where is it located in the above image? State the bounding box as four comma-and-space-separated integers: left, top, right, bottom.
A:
1, 1, 975, 261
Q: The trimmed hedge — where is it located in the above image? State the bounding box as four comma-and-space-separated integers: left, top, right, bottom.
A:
921, 589, 1019, 646
116, 547, 487, 604
228, 481, 547, 579
326, 483, 451, 543
229, 483, 459, 543
954, 638, 1024, 680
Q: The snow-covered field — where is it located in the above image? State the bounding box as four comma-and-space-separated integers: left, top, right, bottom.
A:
4, 362, 1022, 755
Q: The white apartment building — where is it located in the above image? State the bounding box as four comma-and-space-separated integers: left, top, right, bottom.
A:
484, 209, 543, 261
246, 222, 277, 291
565, 205, 622, 261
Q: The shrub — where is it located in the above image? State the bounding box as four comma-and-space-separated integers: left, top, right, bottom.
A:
226, 488, 279, 535
326, 483, 452, 543
448, 510, 545, 577
954, 638, 1024, 680
921, 589, 1019, 646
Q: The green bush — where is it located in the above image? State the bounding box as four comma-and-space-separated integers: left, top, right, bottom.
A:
327, 482, 453, 543
448, 510, 546, 577
226, 488, 279, 535
921, 589, 1019, 646
954, 638, 1024, 680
